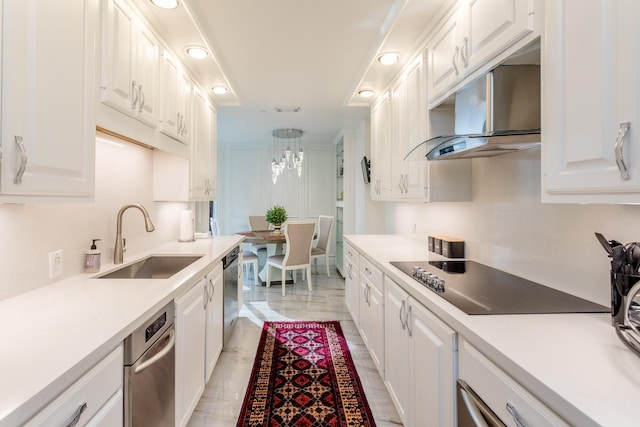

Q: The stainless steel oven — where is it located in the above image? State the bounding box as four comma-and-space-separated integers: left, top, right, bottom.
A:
124, 301, 175, 427
457, 380, 505, 427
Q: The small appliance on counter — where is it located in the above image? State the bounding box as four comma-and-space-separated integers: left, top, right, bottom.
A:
428, 235, 465, 258
595, 232, 640, 357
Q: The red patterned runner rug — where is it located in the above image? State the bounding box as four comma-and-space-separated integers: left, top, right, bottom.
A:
237, 321, 377, 427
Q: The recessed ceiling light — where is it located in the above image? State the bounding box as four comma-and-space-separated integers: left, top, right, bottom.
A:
212, 86, 228, 95
377, 52, 400, 65
186, 46, 208, 59
150, 0, 178, 9
358, 89, 374, 98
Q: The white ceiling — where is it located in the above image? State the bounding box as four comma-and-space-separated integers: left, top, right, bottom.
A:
131, 0, 452, 147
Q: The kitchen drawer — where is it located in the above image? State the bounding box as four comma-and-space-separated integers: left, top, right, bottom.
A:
360, 256, 383, 290
25, 345, 123, 427
459, 339, 570, 427
344, 242, 359, 267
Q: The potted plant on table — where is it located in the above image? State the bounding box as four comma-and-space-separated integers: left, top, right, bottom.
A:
265, 205, 288, 234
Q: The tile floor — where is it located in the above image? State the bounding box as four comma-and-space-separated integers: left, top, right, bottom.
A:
187, 265, 403, 426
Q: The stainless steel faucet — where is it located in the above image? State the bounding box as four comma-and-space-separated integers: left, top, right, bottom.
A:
114, 204, 155, 264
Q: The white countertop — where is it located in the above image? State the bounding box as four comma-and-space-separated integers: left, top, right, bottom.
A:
0, 235, 243, 427
345, 234, 640, 427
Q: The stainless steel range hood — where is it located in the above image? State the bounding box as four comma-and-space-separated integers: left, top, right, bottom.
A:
405, 64, 541, 161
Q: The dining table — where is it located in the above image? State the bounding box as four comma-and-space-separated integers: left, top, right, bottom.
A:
236, 230, 288, 283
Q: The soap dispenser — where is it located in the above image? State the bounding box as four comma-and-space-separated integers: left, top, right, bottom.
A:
85, 239, 101, 273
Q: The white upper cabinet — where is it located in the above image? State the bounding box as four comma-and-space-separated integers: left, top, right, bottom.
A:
101, 0, 159, 128
160, 50, 192, 144
370, 93, 393, 200
463, 0, 534, 74
427, 0, 535, 106
391, 55, 428, 200
370, 51, 472, 203
190, 86, 216, 200
542, 0, 640, 203
427, 9, 465, 105
0, 0, 98, 201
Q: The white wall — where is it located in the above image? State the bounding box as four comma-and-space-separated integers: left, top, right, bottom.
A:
216, 143, 336, 235
0, 136, 190, 301
382, 147, 640, 306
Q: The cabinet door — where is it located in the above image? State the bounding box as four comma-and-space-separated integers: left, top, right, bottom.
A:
358, 276, 371, 347
384, 278, 409, 425
409, 297, 456, 427
190, 87, 215, 200
391, 77, 407, 199
1, 0, 97, 199
133, 23, 159, 127
464, 0, 534, 72
427, 11, 463, 105
367, 279, 385, 376
100, 0, 135, 115
344, 245, 360, 325
205, 263, 223, 382
403, 55, 428, 199
159, 50, 182, 140
370, 94, 392, 200
543, 0, 640, 203
177, 70, 192, 144
175, 280, 206, 427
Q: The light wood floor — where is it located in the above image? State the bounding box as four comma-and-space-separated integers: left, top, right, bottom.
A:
187, 265, 403, 426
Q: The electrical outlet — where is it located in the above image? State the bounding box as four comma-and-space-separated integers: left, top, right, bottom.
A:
49, 250, 63, 278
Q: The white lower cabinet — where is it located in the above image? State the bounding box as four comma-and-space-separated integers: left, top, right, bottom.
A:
175, 278, 206, 427
175, 261, 225, 426
344, 243, 360, 325
358, 256, 385, 376
384, 277, 457, 427
25, 345, 123, 427
459, 339, 570, 426
205, 262, 224, 382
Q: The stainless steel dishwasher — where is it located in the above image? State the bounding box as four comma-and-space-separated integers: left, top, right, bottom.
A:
223, 246, 239, 346
124, 301, 175, 427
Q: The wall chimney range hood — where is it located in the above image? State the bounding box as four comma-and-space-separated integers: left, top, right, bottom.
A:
405, 64, 541, 161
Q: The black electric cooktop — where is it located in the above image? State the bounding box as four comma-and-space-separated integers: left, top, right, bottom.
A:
390, 260, 609, 315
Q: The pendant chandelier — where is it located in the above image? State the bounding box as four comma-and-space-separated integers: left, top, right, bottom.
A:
271, 128, 304, 184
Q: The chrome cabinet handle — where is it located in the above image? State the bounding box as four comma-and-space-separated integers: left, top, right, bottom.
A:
461, 37, 469, 68
138, 84, 145, 112
131, 80, 138, 110
506, 403, 526, 427
204, 280, 210, 309
134, 330, 175, 374
452, 46, 460, 76
64, 401, 87, 427
406, 303, 412, 337
399, 299, 406, 330
177, 113, 182, 134
14, 135, 27, 185
615, 122, 631, 180
209, 278, 214, 302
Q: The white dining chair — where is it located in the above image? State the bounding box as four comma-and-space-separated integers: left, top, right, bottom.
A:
310, 215, 334, 277
248, 215, 271, 255
266, 221, 315, 296
241, 250, 259, 284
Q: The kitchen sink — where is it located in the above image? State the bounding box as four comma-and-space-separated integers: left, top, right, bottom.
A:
96, 255, 203, 279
